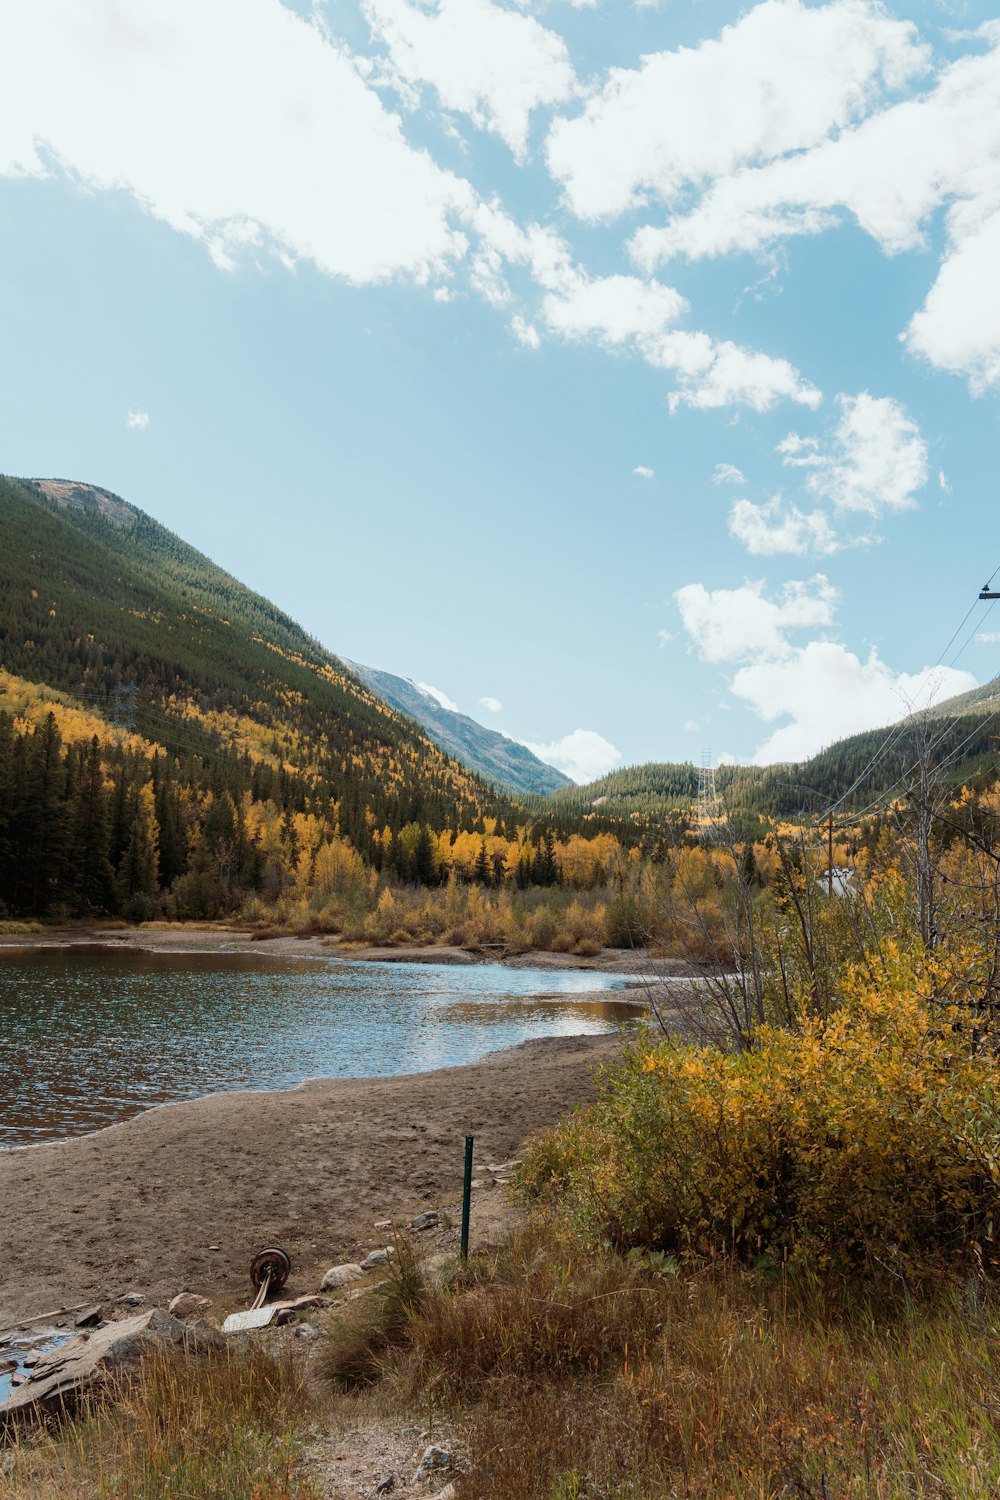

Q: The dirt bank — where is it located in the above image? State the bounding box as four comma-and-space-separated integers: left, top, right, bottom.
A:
0, 1033, 624, 1330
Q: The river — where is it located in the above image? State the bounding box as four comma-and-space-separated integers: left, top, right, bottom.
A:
0, 945, 645, 1148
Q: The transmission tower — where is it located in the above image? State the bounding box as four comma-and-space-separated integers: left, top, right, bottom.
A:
111, 679, 137, 732
697, 748, 720, 839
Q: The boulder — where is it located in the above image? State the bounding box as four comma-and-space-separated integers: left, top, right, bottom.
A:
361, 1248, 394, 1270
320, 1263, 363, 1291
73, 1306, 104, 1330
167, 1293, 212, 1321
0, 1309, 223, 1431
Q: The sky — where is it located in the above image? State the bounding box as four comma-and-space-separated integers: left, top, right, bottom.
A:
1, 0, 999, 783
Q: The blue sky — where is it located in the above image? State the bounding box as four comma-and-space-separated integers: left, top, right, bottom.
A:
1, 0, 998, 781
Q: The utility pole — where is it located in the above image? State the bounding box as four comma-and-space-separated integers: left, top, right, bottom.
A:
828, 810, 834, 898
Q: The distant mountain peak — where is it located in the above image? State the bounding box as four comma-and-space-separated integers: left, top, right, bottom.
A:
344, 659, 572, 797
31, 479, 136, 528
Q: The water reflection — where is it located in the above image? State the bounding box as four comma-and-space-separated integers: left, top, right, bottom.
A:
0, 949, 644, 1147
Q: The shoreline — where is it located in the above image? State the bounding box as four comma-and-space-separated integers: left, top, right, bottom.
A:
0, 921, 692, 976
0, 1031, 625, 1330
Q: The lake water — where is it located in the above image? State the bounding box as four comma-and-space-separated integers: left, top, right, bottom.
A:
0, 946, 645, 1149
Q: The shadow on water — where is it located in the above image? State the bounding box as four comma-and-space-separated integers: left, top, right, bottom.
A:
0, 948, 643, 1148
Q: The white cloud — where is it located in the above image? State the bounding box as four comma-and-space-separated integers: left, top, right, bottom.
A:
675, 575, 838, 664
657, 628, 674, 647
676, 573, 976, 761
713, 462, 745, 485
0, 0, 474, 286
511, 313, 541, 347
683, 718, 699, 732
522, 728, 622, 783
364, 0, 578, 160
728, 497, 839, 556
939, 470, 951, 494
788, 393, 928, 516
976, 632, 1000, 645
125, 409, 150, 430
733, 646, 976, 762
907, 205, 1000, 392
417, 681, 460, 712
547, 0, 927, 221
543, 272, 686, 344
629, 26, 1000, 392
633, 465, 655, 479
645, 332, 821, 413
466, 206, 819, 413
479, 695, 503, 712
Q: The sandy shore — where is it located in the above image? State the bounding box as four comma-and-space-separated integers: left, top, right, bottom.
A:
0, 1033, 625, 1330
0, 922, 684, 976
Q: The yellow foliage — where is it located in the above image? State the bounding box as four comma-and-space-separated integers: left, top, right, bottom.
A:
523, 943, 1000, 1277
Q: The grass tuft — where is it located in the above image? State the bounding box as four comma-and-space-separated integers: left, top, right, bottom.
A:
0, 1343, 319, 1500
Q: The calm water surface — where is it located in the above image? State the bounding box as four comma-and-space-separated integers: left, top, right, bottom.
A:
0, 947, 644, 1147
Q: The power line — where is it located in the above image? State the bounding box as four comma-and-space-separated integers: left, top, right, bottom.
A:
814, 575, 1000, 822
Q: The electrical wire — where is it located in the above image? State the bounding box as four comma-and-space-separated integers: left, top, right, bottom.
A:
814, 570, 1000, 821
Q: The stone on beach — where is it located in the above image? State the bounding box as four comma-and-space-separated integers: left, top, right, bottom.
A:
361, 1248, 394, 1270
320, 1263, 364, 1291
167, 1292, 213, 1320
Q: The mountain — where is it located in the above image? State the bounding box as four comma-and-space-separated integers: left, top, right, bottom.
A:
344, 660, 572, 798
0, 474, 513, 861
924, 673, 1000, 721
553, 680, 1000, 829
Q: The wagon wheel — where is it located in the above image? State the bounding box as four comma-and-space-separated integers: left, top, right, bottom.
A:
249, 1245, 291, 1305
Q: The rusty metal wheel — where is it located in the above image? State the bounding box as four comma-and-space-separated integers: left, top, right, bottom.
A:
249, 1245, 291, 1296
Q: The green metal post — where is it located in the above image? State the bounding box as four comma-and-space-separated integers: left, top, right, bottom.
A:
460, 1134, 474, 1259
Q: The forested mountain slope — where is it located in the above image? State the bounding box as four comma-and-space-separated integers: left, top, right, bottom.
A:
553, 692, 1000, 828
345, 660, 571, 797
0, 475, 525, 914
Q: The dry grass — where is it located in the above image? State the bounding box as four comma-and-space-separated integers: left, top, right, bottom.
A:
372, 1225, 1000, 1499
314, 1235, 427, 1391
0, 1344, 320, 1500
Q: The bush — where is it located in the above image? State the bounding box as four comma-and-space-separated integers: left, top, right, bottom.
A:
522, 943, 1000, 1279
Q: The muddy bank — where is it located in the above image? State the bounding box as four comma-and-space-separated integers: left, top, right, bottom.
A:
0, 1032, 628, 1330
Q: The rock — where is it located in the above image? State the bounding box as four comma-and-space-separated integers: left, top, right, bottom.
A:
0, 1309, 223, 1431
273, 1295, 323, 1325
486, 1160, 521, 1175
374, 1219, 393, 1231
415, 1444, 452, 1482
74, 1305, 104, 1329
434, 1486, 457, 1500
410, 1211, 441, 1231
320, 1263, 363, 1291
293, 1322, 319, 1341
0, 1358, 16, 1376
373, 1474, 396, 1495
117, 1293, 144, 1308
168, 1293, 212, 1321
361, 1248, 394, 1270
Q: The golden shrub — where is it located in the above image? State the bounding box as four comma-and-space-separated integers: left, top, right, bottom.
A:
523, 942, 1000, 1277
